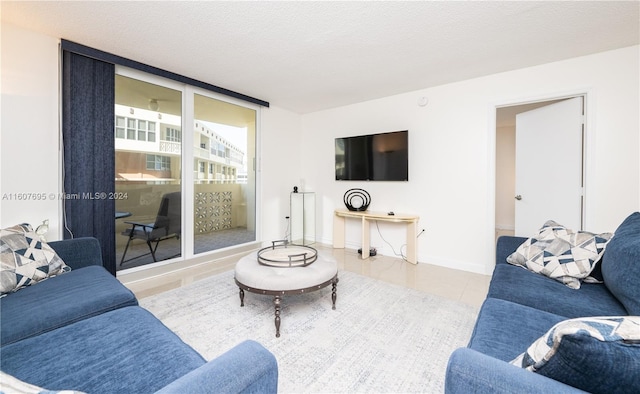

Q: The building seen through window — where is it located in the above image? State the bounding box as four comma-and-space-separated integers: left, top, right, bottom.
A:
114, 73, 256, 271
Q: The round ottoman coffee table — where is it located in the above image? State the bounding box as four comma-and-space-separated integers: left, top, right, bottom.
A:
234, 247, 339, 337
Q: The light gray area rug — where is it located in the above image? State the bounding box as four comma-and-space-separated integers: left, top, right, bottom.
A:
140, 269, 478, 393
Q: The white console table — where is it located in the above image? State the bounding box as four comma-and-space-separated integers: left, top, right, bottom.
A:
333, 209, 419, 264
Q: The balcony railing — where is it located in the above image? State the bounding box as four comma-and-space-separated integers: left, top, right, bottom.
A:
195, 147, 210, 159
159, 141, 181, 154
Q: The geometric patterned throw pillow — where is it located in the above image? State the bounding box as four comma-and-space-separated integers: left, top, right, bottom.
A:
0, 223, 70, 295
0, 370, 87, 394
510, 316, 640, 393
506, 220, 612, 289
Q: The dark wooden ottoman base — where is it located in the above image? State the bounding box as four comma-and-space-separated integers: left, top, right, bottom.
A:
235, 275, 338, 337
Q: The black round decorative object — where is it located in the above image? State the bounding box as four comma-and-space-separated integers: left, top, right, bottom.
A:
343, 188, 371, 211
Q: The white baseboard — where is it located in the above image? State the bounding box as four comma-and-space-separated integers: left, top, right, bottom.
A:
323, 236, 493, 276
424, 256, 493, 275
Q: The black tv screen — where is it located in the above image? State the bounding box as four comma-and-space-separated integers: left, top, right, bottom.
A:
335, 130, 408, 181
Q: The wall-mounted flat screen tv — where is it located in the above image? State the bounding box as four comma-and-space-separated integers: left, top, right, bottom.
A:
335, 130, 408, 181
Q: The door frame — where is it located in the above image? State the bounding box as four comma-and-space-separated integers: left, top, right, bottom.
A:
487, 89, 593, 263
114, 66, 263, 273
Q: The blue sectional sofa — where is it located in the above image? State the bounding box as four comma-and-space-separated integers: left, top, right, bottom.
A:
0, 237, 278, 393
445, 213, 640, 393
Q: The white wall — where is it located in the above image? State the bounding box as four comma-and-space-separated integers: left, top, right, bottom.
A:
495, 125, 515, 232
301, 45, 639, 274
1, 23, 62, 239
259, 105, 303, 242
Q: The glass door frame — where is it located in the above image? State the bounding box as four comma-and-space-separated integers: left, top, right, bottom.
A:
115, 66, 262, 270
185, 85, 262, 259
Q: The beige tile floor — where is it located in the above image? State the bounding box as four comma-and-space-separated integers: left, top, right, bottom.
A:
330, 245, 491, 308
125, 244, 491, 307
127, 244, 492, 308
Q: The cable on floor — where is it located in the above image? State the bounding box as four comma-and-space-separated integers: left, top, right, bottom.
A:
374, 220, 408, 262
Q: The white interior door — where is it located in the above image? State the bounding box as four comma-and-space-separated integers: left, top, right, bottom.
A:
515, 97, 584, 236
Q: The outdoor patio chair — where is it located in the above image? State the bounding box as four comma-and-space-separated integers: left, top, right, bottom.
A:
120, 191, 181, 265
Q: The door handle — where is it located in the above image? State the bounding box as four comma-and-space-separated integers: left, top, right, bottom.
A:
515, 195, 522, 200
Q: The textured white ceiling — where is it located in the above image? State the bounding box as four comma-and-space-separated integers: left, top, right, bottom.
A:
2, 1, 638, 114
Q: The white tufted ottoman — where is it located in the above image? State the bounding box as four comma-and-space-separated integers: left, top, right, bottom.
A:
234, 250, 339, 337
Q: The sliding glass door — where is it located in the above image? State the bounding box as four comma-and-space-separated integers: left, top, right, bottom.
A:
114, 69, 258, 271
114, 74, 183, 270
192, 93, 256, 255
